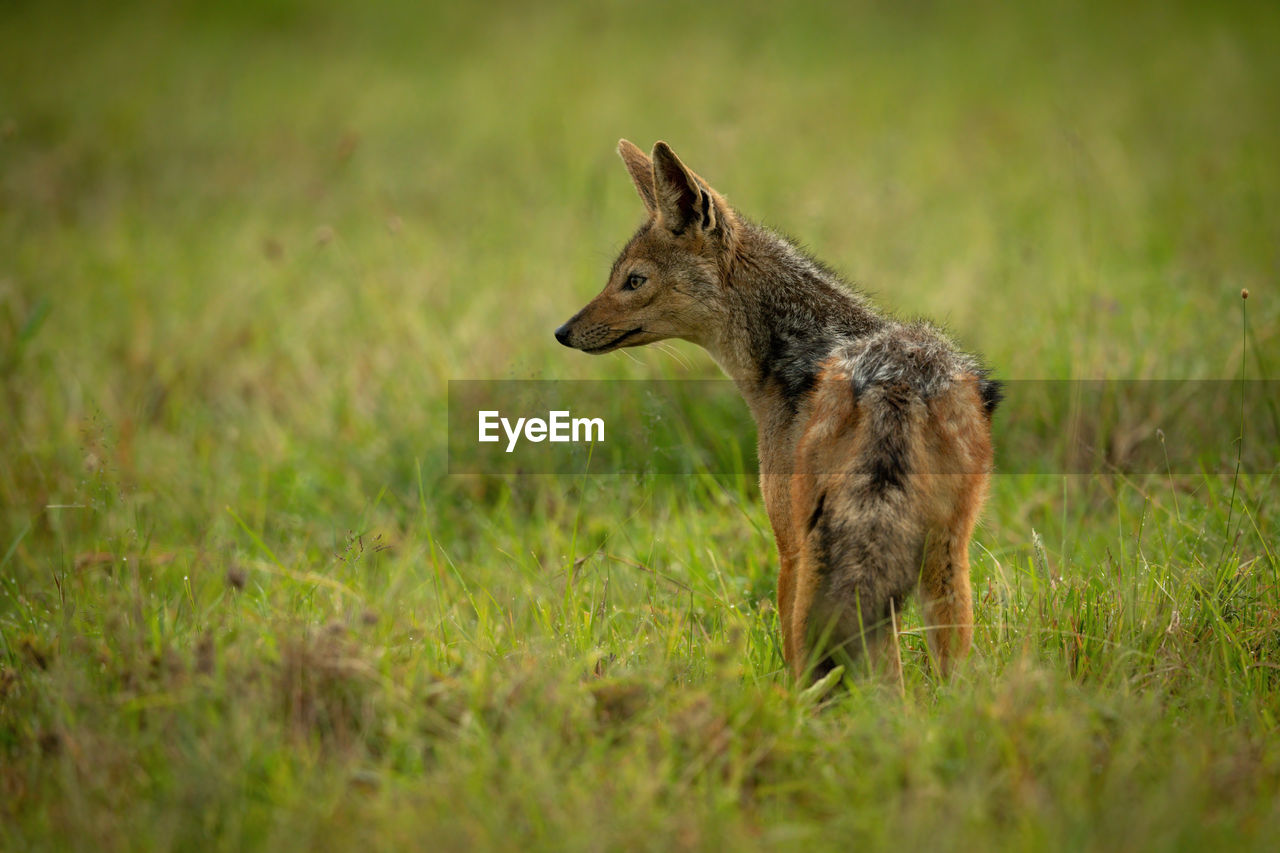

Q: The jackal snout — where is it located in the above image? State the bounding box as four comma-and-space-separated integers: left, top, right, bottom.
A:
553, 306, 645, 354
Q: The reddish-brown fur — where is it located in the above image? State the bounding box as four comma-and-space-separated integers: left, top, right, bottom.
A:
788, 364, 992, 679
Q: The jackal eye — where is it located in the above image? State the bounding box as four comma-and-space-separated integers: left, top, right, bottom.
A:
622, 273, 647, 291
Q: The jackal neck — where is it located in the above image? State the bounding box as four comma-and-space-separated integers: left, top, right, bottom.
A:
710, 223, 887, 422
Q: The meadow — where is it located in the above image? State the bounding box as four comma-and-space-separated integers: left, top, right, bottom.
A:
2, 0, 1279, 849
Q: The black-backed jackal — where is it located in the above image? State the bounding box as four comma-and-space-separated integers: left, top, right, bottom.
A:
556, 140, 1001, 683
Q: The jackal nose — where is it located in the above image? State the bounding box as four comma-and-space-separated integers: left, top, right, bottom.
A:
554, 323, 572, 346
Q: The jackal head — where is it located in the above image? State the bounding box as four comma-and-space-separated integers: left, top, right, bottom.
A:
555, 140, 738, 354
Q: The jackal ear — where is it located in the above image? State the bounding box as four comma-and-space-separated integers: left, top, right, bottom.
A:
617, 139, 656, 213
651, 141, 707, 234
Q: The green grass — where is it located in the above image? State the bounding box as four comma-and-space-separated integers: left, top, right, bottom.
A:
2, 0, 1279, 849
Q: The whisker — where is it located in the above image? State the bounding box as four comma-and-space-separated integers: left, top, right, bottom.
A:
654, 342, 692, 370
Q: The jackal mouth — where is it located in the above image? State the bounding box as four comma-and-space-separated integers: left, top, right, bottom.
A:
584, 327, 644, 353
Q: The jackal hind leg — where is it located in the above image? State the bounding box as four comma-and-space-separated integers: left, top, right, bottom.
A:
919, 530, 974, 678
796, 564, 904, 686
